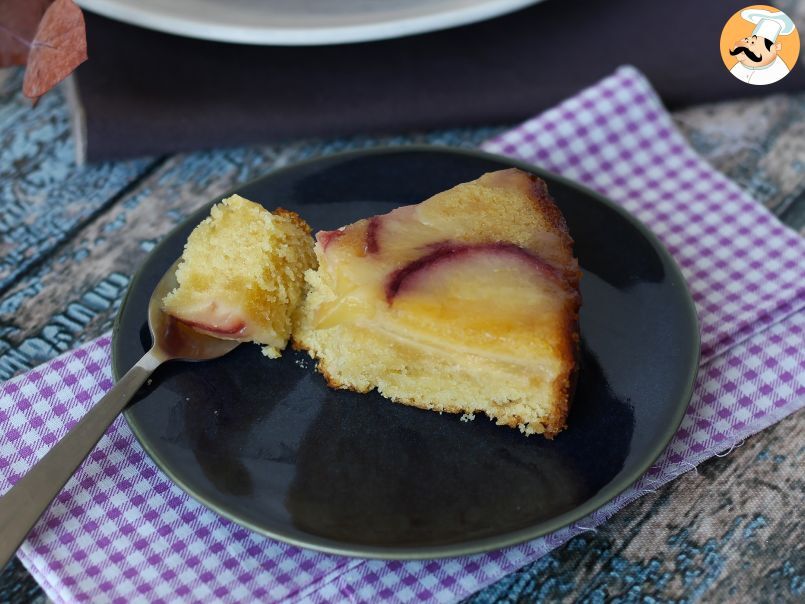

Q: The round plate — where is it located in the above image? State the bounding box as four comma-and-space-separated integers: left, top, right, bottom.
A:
113, 147, 699, 559
77, 0, 543, 45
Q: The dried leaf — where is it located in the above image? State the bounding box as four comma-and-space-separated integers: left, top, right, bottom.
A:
0, 0, 52, 66
23, 0, 88, 101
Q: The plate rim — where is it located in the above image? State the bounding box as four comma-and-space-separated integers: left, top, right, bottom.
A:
113, 145, 701, 560
76, 0, 543, 46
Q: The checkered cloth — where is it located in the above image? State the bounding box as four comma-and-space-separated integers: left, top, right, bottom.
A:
1, 66, 804, 603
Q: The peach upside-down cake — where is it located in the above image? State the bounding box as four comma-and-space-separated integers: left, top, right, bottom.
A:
294, 169, 581, 437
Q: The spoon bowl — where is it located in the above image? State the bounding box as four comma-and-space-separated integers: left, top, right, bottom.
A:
149, 260, 240, 362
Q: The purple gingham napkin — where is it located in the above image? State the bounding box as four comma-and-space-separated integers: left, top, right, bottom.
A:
2, 66, 804, 603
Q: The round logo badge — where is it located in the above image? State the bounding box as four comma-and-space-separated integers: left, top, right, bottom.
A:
720, 5, 800, 85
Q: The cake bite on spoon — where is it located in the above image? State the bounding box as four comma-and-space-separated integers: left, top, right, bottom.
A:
162, 195, 316, 358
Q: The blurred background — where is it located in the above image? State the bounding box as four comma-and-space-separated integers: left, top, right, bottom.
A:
60, 0, 805, 162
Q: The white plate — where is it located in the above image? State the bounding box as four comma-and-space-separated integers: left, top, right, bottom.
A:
77, 0, 544, 45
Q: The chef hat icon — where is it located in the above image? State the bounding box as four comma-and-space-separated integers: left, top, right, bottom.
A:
741, 8, 796, 42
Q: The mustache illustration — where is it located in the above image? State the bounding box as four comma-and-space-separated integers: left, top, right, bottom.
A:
730, 46, 763, 62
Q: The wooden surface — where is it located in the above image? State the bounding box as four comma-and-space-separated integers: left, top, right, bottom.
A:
0, 67, 803, 603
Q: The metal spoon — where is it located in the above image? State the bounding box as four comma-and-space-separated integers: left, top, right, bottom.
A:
0, 260, 239, 567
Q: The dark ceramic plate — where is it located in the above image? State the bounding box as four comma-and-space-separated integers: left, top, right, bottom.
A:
113, 147, 699, 559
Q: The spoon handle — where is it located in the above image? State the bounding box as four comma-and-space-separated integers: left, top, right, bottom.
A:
0, 349, 162, 568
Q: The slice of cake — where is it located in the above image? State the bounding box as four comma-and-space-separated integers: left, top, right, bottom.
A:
294, 169, 581, 437
162, 194, 316, 358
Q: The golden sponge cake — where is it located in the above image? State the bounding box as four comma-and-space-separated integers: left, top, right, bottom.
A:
162, 194, 316, 358
294, 169, 581, 437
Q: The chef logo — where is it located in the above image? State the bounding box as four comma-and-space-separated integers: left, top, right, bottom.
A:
720, 5, 799, 85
